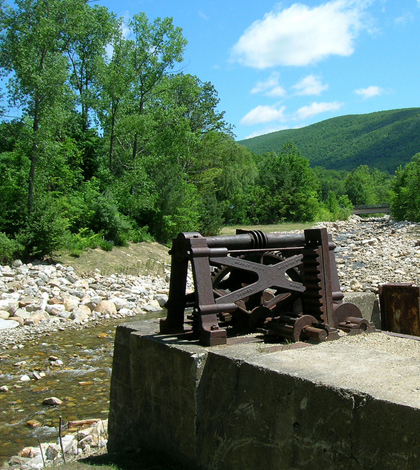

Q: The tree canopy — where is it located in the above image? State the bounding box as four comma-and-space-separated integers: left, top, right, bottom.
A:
0, 0, 407, 264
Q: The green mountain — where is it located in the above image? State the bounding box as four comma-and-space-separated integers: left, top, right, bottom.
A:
238, 108, 420, 173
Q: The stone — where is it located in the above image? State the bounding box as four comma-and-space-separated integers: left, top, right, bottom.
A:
71, 306, 91, 322
8, 316, 25, 326
13, 308, 31, 319
18, 447, 35, 458
19, 297, 37, 308
42, 397, 63, 406
46, 304, 66, 316
24, 311, 49, 326
0, 310, 10, 319
94, 300, 117, 316
0, 299, 18, 314
45, 444, 60, 461
25, 420, 42, 428
63, 296, 80, 312
155, 293, 168, 308
60, 434, 77, 454
109, 297, 128, 311
0, 318, 20, 330
143, 302, 162, 313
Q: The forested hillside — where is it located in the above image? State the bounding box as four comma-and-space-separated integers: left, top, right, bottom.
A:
239, 108, 420, 172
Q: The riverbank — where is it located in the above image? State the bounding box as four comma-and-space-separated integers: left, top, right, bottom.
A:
3, 215, 420, 348
2, 216, 420, 468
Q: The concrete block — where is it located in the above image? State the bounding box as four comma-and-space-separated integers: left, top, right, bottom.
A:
343, 292, 381, 327
108, 321, 420, 470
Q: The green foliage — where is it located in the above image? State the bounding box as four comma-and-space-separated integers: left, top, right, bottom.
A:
344, 165, 392, 205
0, 232, 24, 264
16, 194, 69, 259
0, 150, 29, 235
249, 143, 322, 224
0, 2, 408, 262
313, 167, 348, 200
240, 108, 420, 173
322, 191, 353, 221
154, 176, 201, 243
60, 228, 107, 257
390, 153, 420, 221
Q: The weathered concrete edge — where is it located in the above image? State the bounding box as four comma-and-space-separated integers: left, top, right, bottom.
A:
108, 321, 420, 470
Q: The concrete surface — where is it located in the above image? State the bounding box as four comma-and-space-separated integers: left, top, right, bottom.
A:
108, 319, 420, 470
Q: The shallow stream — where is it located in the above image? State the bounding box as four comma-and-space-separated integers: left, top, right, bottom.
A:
0, 313, 162, 465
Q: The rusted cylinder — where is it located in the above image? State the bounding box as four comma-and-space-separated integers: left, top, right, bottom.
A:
303, 326, 327, 341
204, 232, 306, 250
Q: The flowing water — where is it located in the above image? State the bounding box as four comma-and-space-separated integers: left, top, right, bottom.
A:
0, 313, 162, 465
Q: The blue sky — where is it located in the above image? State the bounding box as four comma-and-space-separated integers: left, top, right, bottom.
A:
98, 0, 420, 140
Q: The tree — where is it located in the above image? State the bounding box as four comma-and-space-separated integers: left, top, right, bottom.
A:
126, 13, 187, 161
96, 35, 134, 172
390, 154, 420, 221
60, 1, 119, 128
251, 143, 321, 223
0, 0, 73, 213
344, 165, 391, 206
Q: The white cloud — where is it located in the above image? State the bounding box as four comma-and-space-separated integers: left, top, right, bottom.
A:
292, 75, 329, 96
241, 105, 287, 125
294, 101, 343, 120
230, 0, 372, 68
394, 12, 414, 26
251, 72, 286, 97
354, 85, 384, 99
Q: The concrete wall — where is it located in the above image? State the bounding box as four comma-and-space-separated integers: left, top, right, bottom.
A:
108, 320, 420, 470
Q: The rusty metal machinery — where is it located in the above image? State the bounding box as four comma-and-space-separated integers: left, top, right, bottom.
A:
160, 228, 375, 346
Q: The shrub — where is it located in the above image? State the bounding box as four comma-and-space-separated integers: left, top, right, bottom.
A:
16, 196, 69, 259
0, 232, 24, 264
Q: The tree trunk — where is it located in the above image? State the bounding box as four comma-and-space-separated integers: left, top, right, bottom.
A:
28, 99, 40, 215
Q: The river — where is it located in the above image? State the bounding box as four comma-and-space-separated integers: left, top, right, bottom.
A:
0, 312, 162, 466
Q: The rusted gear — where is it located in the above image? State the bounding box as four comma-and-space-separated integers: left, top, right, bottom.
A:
210, 251, 304, 331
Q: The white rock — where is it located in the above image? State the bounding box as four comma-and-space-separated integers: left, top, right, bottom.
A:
45, 444, 60, 461
108, 297, 128, 311
45, 304, 66, 316
63, 296, 80, 312
94, 300, 117, 315
0, 319, 20, 330
0, 310, 10, 319
71, 306, 91, 322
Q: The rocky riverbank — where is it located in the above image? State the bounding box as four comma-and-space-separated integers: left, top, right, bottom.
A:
1, 215, 420, 469
4, 419, 108, 469
319, 216, 420, 292
2, 215, 420, 349
0, 263, 172, 350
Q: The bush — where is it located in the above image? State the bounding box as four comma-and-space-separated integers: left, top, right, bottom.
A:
128, 226, 154, 243
16, 196, 69, 259
60, 228, 106, 257
0, 232, 24, 264
322, 191, 353, 221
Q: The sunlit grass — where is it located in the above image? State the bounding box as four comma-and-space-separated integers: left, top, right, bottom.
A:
220, 222, 316, 236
